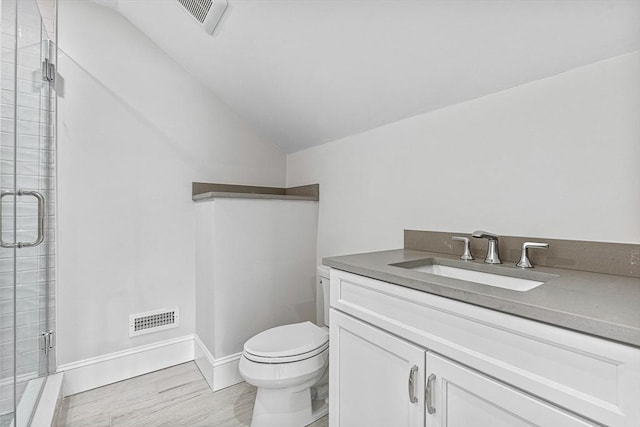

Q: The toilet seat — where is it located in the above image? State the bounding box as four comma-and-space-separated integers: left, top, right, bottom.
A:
244, 321, 329, 364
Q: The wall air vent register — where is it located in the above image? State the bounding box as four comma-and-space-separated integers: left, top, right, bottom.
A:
129, 307, 179, 337
176, 0, 228, 34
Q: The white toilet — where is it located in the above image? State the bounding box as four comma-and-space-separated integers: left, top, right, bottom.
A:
239, 266, 331, 427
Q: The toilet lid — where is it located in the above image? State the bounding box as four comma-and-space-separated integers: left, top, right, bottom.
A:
244, 321, 329, 362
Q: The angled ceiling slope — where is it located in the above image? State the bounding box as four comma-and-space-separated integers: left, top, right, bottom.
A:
112, 0, 639, 153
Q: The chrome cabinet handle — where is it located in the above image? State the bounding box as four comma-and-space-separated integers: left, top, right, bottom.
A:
408, 365, 418, 404
0, 190, 45, 248
426, 373, 436, 414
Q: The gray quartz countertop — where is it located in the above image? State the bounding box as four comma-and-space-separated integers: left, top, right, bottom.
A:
323, 249, 640, 347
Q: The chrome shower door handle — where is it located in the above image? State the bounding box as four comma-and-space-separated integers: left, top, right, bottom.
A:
0, 190, 45, 248
408, 365, 419, 404
21, 190, 46, 248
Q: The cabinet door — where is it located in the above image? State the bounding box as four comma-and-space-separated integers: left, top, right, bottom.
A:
330, 309, 426, 427
425, 353, 595, 427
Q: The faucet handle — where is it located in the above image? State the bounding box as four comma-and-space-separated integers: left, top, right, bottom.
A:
517, 242, 549, 268
452, 236, 474, 261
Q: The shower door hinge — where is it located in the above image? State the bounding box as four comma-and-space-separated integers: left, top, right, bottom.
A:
41, 330, 55, 355
42, 58, 55, 82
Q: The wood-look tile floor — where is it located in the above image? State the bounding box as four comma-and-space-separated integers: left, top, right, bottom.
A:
56, 362, 328, 427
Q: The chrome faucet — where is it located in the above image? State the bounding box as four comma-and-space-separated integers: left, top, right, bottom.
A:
472, 230, 502, 264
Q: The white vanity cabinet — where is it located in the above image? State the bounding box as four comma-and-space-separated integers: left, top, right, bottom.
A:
425, 353, 594, 427
328, 269, 640, 427
330, 310, 425, 427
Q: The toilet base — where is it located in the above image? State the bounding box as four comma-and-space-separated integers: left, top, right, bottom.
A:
251, 386, 328, 427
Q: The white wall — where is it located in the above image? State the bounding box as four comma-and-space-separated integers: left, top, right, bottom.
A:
287, 52, 640, 261
195, 199, 318, 359
57, 0, 286, 365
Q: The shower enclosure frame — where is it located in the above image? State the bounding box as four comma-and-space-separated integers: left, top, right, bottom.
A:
0, 0, 57, 425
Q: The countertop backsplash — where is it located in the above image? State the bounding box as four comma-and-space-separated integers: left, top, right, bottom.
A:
405, 229, 640, 278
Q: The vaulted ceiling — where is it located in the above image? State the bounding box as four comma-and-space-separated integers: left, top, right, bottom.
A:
105, 0, 639, 153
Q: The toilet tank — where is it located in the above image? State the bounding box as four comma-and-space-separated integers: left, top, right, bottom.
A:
316, 265, 331, 327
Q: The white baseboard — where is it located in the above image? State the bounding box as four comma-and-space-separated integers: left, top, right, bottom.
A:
0, 372, 38, 389
57, 335, 195, 396
194, 335, 243, 392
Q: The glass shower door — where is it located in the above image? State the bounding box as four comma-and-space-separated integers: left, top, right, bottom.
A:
0, 0, 56, 425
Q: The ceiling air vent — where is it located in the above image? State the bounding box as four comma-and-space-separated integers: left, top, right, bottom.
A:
177, 0, 228, 34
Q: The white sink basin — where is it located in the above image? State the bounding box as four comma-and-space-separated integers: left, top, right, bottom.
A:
407, 264, 545, 292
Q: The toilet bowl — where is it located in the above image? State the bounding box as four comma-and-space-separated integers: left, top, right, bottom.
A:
239, 266, 331, 427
